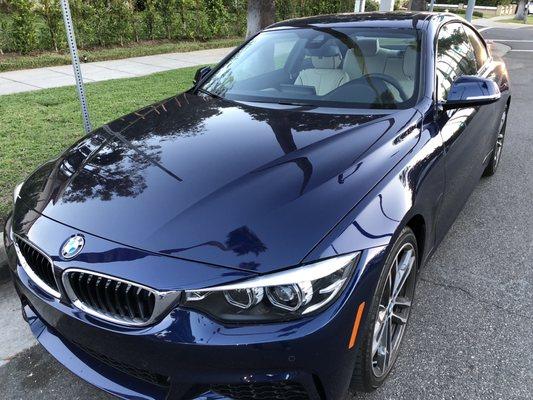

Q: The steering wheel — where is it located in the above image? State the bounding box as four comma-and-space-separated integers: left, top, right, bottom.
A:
360, 73, 409, 102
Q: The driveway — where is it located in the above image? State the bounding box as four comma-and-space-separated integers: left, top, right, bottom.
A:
0, 26, 532, 400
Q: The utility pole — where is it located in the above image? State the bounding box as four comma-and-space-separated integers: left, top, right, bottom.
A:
429, 0, 436, 12
60, 0, 92, 134
465, 0, 476, 22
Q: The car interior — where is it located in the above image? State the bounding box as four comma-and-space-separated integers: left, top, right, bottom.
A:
203, 29, 421, 109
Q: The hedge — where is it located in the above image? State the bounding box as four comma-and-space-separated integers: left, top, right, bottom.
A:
433, 0, 512, 6
1, 0, 513, 55
1, 0, 247, 54
0, 0, 362, 55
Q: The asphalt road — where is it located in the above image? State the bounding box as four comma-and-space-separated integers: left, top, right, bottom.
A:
0, 26, 532, 400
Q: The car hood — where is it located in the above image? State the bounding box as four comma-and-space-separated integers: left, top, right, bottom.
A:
19, 93, 420, 273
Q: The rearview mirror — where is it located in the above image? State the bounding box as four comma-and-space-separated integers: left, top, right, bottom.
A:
441, 76, 501, 110
193, 66, 212, 86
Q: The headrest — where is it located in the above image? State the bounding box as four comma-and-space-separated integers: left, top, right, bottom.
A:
308, 45, 342, 69
403, 46, 417, 79
354, 38, 380, 57
342, 48, 363, 78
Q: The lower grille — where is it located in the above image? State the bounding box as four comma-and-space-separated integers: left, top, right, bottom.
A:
211, 382, 309, 400
72, 340, 170, 387
63, 270, 180, 327
15, 236, 59, 297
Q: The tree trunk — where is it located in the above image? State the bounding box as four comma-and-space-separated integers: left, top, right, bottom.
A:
515, 0, 526, 20
246, 0, 275, 39
409, 0, 426, 11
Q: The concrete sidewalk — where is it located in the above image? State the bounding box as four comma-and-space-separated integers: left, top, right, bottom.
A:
0, 231, 9, 282
0, 281, 36, 367
475, 16, 533, 30
0, 47, 234, 96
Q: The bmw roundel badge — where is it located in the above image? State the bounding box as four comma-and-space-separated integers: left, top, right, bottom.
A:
61, 235, 85, 259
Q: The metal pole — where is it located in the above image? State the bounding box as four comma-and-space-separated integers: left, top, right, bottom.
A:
465, 0, 476, 22
60, 0, 92, 134
354, 0, 366, 12
380, 0, 395, 12
429, 0, 436, 12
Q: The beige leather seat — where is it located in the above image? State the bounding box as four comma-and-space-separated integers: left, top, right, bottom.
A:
295, 46, 350, 96
397, 45, 417, 95
383, 45, 417, 96
343, 39, 387, 78
343, 39, 417, 98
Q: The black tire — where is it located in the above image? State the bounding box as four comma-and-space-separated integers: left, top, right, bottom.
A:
349, 227, 418, 392
483, 105, 508, 177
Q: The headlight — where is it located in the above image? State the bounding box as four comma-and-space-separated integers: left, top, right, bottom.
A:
13, 182, 23, 205
182, 252, 359, 322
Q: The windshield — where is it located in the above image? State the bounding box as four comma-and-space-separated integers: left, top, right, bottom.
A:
201, 27, 421, 110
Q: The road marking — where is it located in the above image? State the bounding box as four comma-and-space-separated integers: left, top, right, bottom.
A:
491, 39, 533, 42
508, 49, 533, 52
478, 27, 493, 32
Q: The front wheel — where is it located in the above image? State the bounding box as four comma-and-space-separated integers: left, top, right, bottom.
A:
350, 228, 418, 392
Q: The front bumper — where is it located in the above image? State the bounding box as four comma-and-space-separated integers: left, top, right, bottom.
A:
4, 216, 387, 400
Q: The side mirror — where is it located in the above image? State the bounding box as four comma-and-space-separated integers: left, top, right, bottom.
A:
193, 66, 212, 86
441, 76, 501, 110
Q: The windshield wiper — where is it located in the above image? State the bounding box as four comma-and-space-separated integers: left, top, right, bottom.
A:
197, 88, 222, 99
274, 101, 314, 107
248, 99, 314, 107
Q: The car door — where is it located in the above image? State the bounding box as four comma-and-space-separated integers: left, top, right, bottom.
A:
463, 24, 502, 158
434, 22, 495, 241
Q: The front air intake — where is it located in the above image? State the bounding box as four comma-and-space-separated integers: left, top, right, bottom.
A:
14, 235, 60, 297
63, 269, 180, 327
211, 382, 309, 400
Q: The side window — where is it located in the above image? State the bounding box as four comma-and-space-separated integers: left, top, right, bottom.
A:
436, 23, 477, 101
463, 25, 489, 70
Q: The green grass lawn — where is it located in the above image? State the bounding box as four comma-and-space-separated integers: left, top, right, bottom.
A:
499, 15, 533, 24
0, 65, 202, 224
0, 38, 241, 72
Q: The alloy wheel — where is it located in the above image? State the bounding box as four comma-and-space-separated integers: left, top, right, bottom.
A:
493, 108, 508, 169
371, 243, 417, 378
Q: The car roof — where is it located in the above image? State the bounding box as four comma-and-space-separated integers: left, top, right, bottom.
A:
267, 11, 455, 31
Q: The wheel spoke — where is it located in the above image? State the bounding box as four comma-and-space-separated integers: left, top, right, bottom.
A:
373, 315, 389, 373
391, 310, 408, 325
393, 249, 414, 299
371, 242, 417, 378
394, 296, 411, 308
384, 315, 392, 370
372, 306, 388, 356
387, 262, 394, 298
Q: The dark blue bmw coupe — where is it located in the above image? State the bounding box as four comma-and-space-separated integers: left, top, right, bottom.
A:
4, 12, 510, 400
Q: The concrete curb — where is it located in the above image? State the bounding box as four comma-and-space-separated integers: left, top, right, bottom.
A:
0, 232, 10, 282
490, 41, 512, 58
